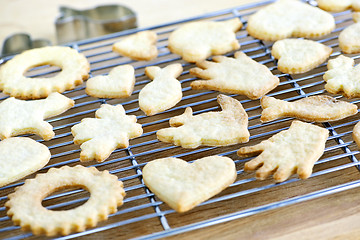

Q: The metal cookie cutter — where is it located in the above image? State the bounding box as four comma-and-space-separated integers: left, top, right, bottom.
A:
55, 4, 137, 44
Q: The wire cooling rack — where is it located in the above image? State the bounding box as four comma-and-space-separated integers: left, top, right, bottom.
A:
1, 0, 360, 239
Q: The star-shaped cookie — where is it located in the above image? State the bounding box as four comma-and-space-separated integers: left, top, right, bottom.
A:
190, 51, 279, 99
156, 94, 249, 148
323, 55, 360, 98
0, 92, 74, 140
71, 104, 143, 162
247, 0, 335, 41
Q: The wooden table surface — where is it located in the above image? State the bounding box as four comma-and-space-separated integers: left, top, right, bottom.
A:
1, 0, 360, 239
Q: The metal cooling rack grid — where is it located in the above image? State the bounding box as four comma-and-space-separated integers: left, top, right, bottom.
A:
1, 0, 360, 239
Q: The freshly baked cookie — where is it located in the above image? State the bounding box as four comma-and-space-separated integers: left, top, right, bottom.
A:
247, 0, 335, 41
238, 121, 329, 182
142, 155, 236, 212
168, 18, 242, 62
261, 95, 358, 122
271, 39, 332, 74
0, 137, 50, 187
0, 92, 74, 140
139, 63, 183, 116
353, 121, 360, 148
190, 51, 279, 99
0, 46, 89, 99
71, 104, 143, 162
112, 31, 158, 61
157, 94, 249, 148
323, 55, 360, 98
317, 0, 360, 12
6, 165, 125, 236
86, 65, 135, 98
339, 13, 360, 54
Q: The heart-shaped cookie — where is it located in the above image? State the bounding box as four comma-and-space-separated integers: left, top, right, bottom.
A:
271, 39, 332, 74
142, 156, 236, 212
247, 0, 335, 41
0, 137, 50, 187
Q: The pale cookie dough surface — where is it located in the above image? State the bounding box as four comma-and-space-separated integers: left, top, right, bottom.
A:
0, 92, 74, 140
190, 51, 279, 99
247, 0, 335, 41
323, 55, 360, 98
142, 156, 236, 213
238, 120, 329, 182
168, 18, 242, 62
5, 165, 125, 237
112, 31, 158, 61
271, 39, 332, 74
339, 13, 360, 54
71, 104, 143, 162
86, 65, 135, 98
157, 94, 249, 148
0, 137, 50, 187
139, 63, 183, 116
0, 46, 90, 99
261, 95, 358, 122
317, 0, 360, 12
353, 121, 360, 149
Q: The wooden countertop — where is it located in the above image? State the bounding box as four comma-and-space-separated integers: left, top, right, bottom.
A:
1, 1, 360, 239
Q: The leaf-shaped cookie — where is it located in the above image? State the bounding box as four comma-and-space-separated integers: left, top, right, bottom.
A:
339, 13, 360, 54
86, 65, 135, 98
168, 18, 242, 63
271, 39, 332, 74
142, 156, 236, 212
157, 94, 249, 148
238, 121, 329, 182
0, 92, 74, 140
190, 51, 279, 99
261, 95, 358, 122
0, 137, 50, 187
71, 104, 143, 162
139, 63, 183, 116
323, 55, 360, 98
318, 0, 360, 12
112, 31, 158, 61
247, 0, 335, 41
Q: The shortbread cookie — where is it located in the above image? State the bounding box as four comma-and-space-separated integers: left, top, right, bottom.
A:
323, 55, 360, 98
271, 39, 332, 74
339, 13, 360, 54
238, 120, 329, 182
0, 92, 74, 140
261, 95, 358, 122
157, 94, 249, 148
353, 121, 360, 148
6, 165, 125, 236
143, 156, 236, 212
86, 65, 135, 98
112, 31, 158, 61
0, 137, 50, 187
0, 46, 89, 99
168, 18, 242, 62
71, 104, 143, 162
247, 0, 335, 41
190, 51, 279, 99
139, 64, 183, 116
318, 0, 360, 12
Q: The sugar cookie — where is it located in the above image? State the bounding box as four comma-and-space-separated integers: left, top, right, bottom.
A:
139, 63, 183, 116
317, 0, 360, 12
0, 46, 89, 99
168, 18, 242, 62
238, 121, 329, 182
247, 0, 335, 41
71, 104, 143, 162
353, 121, 360, 148
190, 51, 279, 99
339, 13, 360, 54
143, 156, 236, 212
157, 94, 249, 148
112, 31, 158, 61
6, 165, 125, 236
